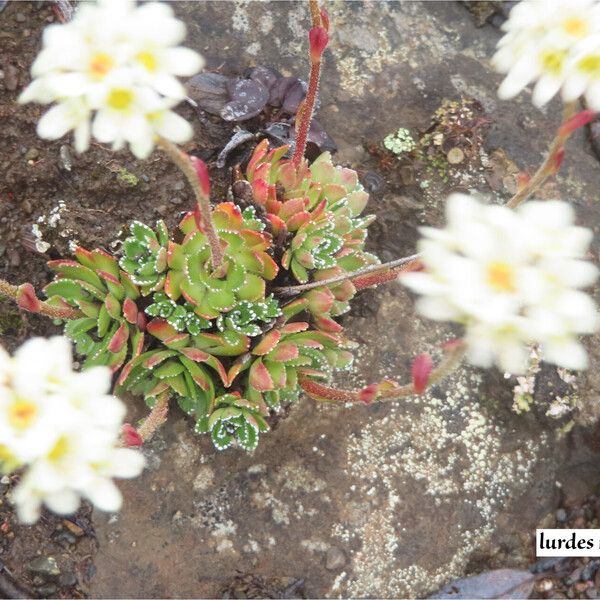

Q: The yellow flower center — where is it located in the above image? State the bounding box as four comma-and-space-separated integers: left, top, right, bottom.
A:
136, 51, 158, 72
540, 49, 567, 75
48, 436, 70, 463
578, 54, 600, 76
89, 52, 114, 79
8, 400, 38, 430
563, 16, 589, 38
107, 88, 134, 111
487, 262, 516, 293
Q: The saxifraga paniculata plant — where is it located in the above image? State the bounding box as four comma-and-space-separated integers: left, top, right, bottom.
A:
6, 0, 598, 457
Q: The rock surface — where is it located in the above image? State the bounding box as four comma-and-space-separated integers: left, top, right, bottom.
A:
89, 1, 600, 598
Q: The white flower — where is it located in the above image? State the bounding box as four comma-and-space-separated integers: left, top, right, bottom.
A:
402, 194, 599, 374
493, 0, 600, 106
12, 428, 144, 524
0, 336, 145, 523
19, 0, 203, 157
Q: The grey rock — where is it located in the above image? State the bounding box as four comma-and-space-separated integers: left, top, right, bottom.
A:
325, 547, 346, 571
28, 556, 61, 579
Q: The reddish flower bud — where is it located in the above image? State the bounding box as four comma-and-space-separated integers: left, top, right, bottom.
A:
358, 383, 378, 404
16, 283, 41, 313
309, 26, 328, 63
122, 423, 143, 447
516, 172, 531, 191
319, 8, 330, 32
559, 109, 596, 137
190, 156, 210, 197
551, 147, 565, 173
412, 353, 433, 395
442, 338, 464, 352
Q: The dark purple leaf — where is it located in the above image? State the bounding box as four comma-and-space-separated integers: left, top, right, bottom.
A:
186, 72, 231, 115
217, 129, 255, 168
221, 79, 269, 121
249, 66, 282, 93
308, 120, 337, 153
269, 77, 301, 109
281, 79, 308, 114
429, 569, 535, 600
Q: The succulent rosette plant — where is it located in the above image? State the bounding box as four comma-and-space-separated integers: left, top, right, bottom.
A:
41, 153, 377, 451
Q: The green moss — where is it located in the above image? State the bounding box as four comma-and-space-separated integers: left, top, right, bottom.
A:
117, 167, 139, 187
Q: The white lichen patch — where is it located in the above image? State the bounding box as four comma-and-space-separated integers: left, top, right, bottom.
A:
231, 0, 250, 32
330, 362, 551, 598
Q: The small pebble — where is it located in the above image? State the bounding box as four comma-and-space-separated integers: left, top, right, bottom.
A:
4, 65, 18, 92
60, 145, 72, 171
28, 555, 61, 579
556, 508, 567, 522
25, 148, 39, 161
174, 180, 185, 191
15, 12, 26, 22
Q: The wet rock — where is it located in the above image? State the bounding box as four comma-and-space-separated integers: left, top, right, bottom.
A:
27, 556, 60, 580
325, 547, 346, 571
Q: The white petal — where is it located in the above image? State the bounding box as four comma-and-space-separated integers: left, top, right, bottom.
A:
154, 110, 193, 144
85, 478, 123, 512
109, 448, 146, 478
162, 47, 204, 75
543, 339, 589, 369
37, 104, 76, 140
45, 488, 81, 515
532, 76, 562, 107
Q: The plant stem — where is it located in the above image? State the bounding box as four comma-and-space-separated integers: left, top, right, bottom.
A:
274, 253, 421, 296
158, 138, 224, 270
292, 58, 322, 167
506, 101, 578, 209
292, 0, 325, 167
0, 278, 80, 320
309, 0, 321, 26
137, 393, 170, 442
299, 342, 466, 404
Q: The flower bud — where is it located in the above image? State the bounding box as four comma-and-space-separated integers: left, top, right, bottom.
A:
190, 156, 210, 197
412, 353, 432, 394
309, 26, 328, 63
122, 424, 143, 447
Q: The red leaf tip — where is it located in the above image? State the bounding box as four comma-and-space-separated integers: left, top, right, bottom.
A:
412, 353, 433, 395
559, 109, 596, 136
16, 283, 41, 313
